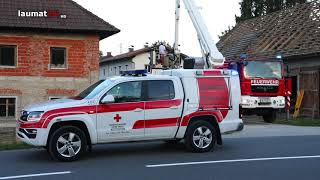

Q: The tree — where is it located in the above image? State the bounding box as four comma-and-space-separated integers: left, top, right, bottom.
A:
236, 0, 254, 22
285, 0, 307, 8
265, 0, 284, 14
235, 0, 307, 22
252, 0, 265, 17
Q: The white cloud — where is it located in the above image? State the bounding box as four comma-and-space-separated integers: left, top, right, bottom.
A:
74, 0, 241, 56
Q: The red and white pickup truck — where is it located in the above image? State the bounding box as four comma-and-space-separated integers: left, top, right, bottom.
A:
17, 69, 243, 161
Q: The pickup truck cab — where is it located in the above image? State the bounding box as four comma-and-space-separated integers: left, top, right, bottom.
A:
17, 69, 243, 161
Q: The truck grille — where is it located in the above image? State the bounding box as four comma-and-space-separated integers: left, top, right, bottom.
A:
251, 85, 278, 93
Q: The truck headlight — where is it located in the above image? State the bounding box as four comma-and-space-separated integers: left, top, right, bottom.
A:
241, 99, 250, 104
27, 111, 44, 122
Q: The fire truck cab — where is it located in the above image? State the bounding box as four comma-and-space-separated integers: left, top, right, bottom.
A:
17, 69, 243, 161
224, 58, 291, 122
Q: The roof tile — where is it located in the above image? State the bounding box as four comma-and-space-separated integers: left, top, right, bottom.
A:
0, 0, 120, 39
100, 47, 151, 64
217, 1, 320, 59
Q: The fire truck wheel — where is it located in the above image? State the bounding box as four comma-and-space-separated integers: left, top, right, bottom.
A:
262, 110, 277, 123
185, 120, 216, 153
48, 126, 87, 162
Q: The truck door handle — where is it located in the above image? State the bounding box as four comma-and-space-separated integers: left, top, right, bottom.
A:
170, 106, 179, 109
133, 108, 143, 112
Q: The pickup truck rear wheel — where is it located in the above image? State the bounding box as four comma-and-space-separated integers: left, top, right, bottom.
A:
48, 126, 87, 162
185, 120, 216, 153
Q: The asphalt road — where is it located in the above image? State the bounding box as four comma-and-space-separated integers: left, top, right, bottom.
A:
0, 132, 320, 180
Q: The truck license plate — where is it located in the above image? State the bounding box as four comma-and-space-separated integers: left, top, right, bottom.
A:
259, 97, 271, 103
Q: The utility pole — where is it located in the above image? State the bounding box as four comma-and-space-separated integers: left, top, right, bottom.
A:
174, 0, 181, 65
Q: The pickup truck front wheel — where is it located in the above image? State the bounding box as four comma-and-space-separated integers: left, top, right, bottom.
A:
185, 120, 216, 153
48, 126, 87, 162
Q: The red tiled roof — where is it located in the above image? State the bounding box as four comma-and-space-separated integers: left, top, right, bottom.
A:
0, 0, 120, 39
217, 1, 320, 59
100, 47, 151, 64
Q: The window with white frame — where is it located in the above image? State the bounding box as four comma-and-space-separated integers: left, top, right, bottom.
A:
0, 97, 16, 118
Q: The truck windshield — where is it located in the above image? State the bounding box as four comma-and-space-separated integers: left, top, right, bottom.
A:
73, 79, 112, 100
244, 61, 282, 79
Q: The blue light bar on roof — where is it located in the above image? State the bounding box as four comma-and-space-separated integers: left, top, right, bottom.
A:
231, 70, 239, 76
120, 70, 148, 76
240, 54, 249, 59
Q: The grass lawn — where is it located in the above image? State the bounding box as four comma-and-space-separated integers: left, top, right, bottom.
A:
274, 119, 320, 127
0, 143, 32, 151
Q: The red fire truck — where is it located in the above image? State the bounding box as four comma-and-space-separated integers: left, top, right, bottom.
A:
222, 57, 292, 122
172, 0, 291, 123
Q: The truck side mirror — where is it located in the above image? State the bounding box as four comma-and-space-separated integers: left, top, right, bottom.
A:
101, 95, 115, 104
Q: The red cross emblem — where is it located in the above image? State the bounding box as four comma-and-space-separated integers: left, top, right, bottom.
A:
114, 114, 121, 122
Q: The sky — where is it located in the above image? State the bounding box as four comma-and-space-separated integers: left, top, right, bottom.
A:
74, 0, 241, 57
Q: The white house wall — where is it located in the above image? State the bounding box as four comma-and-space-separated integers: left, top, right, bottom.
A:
100, 52, 152, 79
132, 53, 150, 70
99, 60, 134, 79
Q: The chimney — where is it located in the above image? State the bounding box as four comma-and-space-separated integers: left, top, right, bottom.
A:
106, 52, 113, 57
144, 42, 149, 48
128, 45, 134, 52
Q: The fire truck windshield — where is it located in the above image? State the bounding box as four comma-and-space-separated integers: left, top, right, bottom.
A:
244, 61, 282, 79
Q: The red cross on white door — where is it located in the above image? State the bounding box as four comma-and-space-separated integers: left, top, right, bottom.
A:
114, 114, 121, 122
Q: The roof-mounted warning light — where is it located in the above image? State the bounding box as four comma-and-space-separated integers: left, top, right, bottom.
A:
276, 53, 283, 60
120, 70, 148, 76
240, 54, 249, 59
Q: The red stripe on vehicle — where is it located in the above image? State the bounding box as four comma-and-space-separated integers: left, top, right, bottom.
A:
20, 99, 182, 129
203, 70, 222, 76
19, 106, 96, 128
181, 111, 223, 127
133, 117, 180, 129
19, 121, 41, 129
97, 102, 144, 113
42, 112, 87, 128
145, 99, 182, 109
132, 120, 144, 129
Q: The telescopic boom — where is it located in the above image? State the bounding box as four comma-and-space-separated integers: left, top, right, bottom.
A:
175, 0, 225, 68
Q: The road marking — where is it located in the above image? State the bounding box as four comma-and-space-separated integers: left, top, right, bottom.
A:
146, 155, 320, 168
0, 171, 71, 180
